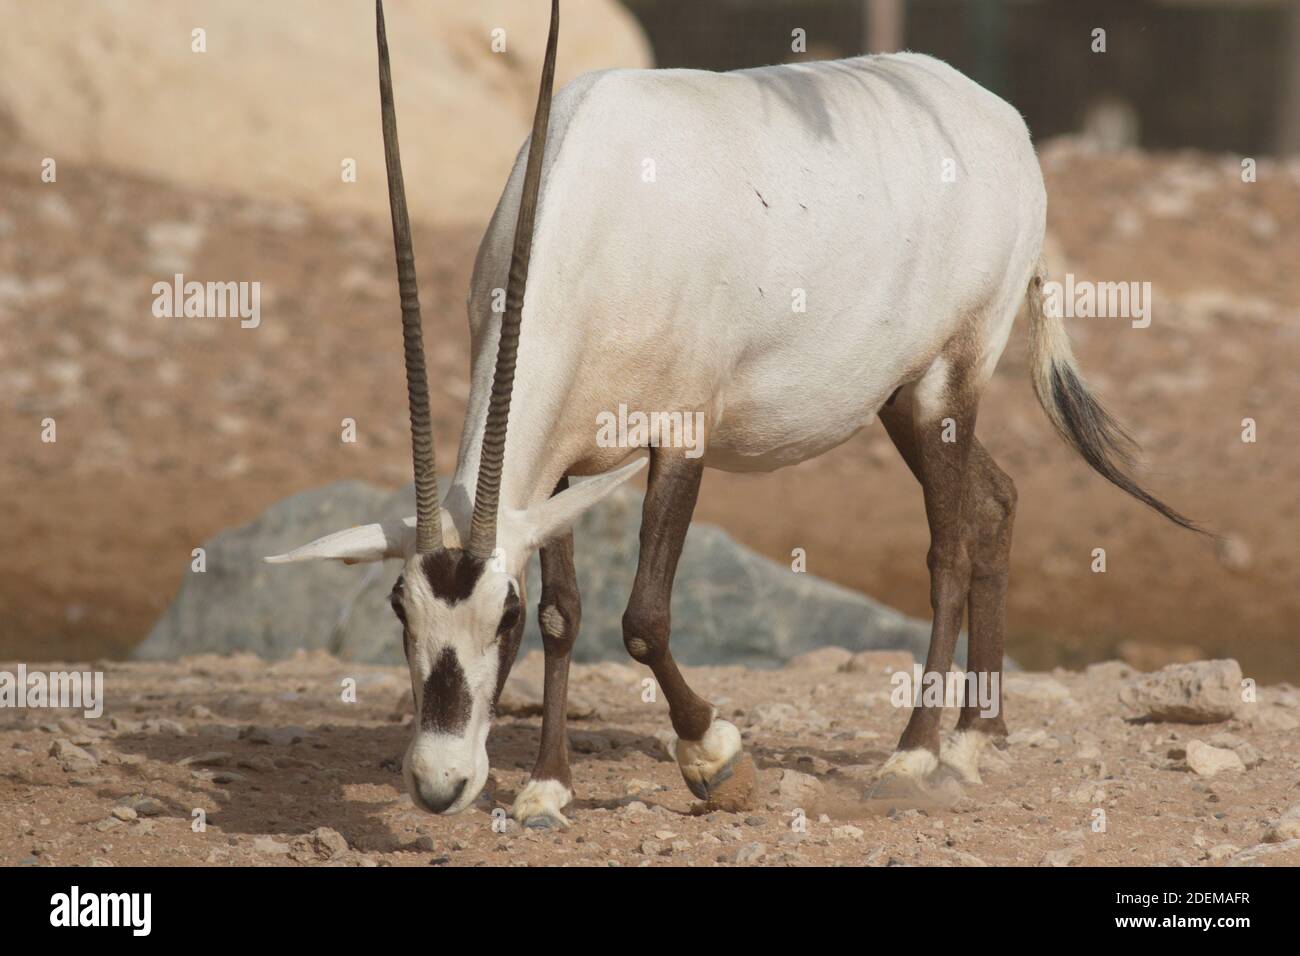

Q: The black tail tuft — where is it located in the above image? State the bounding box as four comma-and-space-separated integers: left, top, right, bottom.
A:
1049, 363, 1208, 535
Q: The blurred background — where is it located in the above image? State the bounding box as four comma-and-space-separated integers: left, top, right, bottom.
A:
0, 1, 1296, 678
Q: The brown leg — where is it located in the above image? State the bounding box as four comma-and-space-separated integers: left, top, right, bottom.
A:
956, 442, 1016, 738
623, 447, 742, 799
879, 386, 978, 763
511, 478, 582, 828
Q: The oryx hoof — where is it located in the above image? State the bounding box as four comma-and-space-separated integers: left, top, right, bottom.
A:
523, 812, 567, 830
675, 718, 744, 800
939, 730, 988, 786
686, 751, 740, 800
866, 748, 940, 800
511, 779, 572, 830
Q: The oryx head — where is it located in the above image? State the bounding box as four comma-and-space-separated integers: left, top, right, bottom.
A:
264, 0, 642, 815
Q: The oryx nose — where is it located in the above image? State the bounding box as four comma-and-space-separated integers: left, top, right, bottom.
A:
415, 776, 467, 814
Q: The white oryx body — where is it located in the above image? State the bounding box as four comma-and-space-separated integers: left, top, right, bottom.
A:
272, 2, 1195, 828
455, 53, 1045, 516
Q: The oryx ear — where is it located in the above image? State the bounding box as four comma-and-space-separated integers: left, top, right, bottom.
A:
264, 516, 417, 566
520, 457, 648, 551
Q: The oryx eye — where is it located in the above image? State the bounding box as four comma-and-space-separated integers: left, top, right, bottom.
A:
498, 584, 521, 634
389, 577, 407, 624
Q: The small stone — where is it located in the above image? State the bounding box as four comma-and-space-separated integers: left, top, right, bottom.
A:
776, 769, 822, 807
1185, 740, 1246, 777
639, 839, 665, 857
253, 837, 291, 856
129, 796, 167, 817
733, 842, 766, 864
1264, 806, 1300, 843
1040, 846, 1082, 867
49, 739, 98, 772
833, 824, 864, 839
289, 826, 351, 862
111, 806, 138, 822
1207, 844, 1240, 861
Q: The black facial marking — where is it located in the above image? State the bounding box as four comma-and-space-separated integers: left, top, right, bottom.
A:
419, 549, 486, 605
421, 646, 472, 735
388, 576, 407, 624
498, 583, 521, 635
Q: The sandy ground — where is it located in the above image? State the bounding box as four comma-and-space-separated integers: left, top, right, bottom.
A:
2, 650, 1299, 867
2, 140, 1298, 680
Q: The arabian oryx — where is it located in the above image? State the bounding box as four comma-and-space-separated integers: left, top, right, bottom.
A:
267, 1, 1199, 827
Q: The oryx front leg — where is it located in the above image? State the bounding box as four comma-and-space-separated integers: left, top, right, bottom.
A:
512, 480, 580, 829
623, 448, 746, 802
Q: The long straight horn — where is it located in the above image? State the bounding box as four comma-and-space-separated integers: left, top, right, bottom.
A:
467, 0, 561, 560
376, 0, 442, 553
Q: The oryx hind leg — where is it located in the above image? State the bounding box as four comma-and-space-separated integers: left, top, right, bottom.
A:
871, 362, 981, 795
934, 441, 1016, 786
623, 447, 747, 803
512, 478, 582, 829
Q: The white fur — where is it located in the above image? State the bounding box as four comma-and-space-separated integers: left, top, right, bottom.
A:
511, 778, 573, 827
398, 553, 507, 814
876, 748, 940, 782
460, 51, 1045, 510
675, 717, 743, 795
940, 730, 987, 785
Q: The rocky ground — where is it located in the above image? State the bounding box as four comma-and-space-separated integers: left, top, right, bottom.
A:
3, 651, 1298, 867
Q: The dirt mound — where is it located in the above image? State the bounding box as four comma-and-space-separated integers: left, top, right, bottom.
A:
0, 0, 651, 225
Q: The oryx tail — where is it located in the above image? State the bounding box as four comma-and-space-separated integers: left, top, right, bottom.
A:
1025, 262, 1204, 534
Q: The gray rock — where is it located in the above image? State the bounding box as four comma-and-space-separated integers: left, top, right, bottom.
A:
134, 481, 402, 660
139, 481, 942, 668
